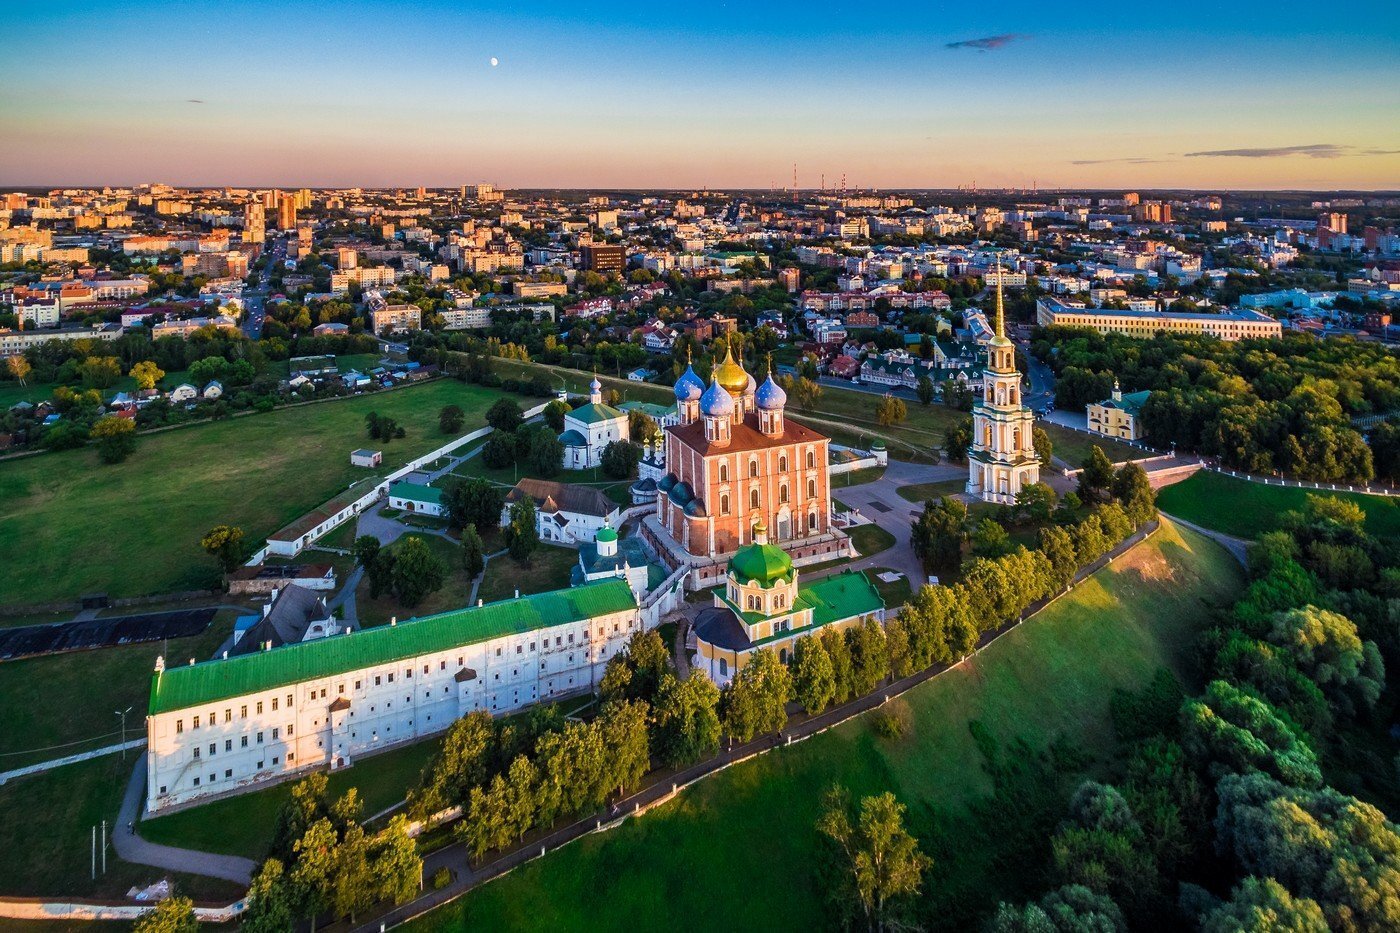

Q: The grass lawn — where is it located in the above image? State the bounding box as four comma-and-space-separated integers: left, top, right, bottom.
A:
0, 753, 244, 903
140, 736, 444, 861
0, 379, 523, 606
847, 523, 895, 558
1156, 469, 1400, 540
0, 612, 236, 771
476, 544, 579, 605
830, 465, 886, 488
355, 534, 474, 627
405, 520, 1243, 932
868, 567, 913, 607
896, 478, 968, 503
1041, 423, 1142, 466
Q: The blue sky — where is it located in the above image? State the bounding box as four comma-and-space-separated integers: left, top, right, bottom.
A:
1, 0, 1398, 188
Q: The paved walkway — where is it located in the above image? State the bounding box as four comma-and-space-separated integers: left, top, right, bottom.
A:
113, 758, 258, 886
0, 739, 146, 786
823, 458, 965, 584
1160, 512, 1251, 568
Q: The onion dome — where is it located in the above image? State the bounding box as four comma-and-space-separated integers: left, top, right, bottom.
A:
745, 372, 757, 396
730, 540, 794, 588
714, 341, 749, 397
658, 473, 678, 493
683, 498, 708, 518
669, 481, 694, 505
755, 372, 787, 411
699, 376, 735, 418
674, 364, 704, 402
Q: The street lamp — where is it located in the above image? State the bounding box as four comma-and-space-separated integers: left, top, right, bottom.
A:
115, 706, 133, 760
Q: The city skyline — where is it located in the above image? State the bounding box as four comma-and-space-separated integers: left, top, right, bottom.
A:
2, 0, 1399, 189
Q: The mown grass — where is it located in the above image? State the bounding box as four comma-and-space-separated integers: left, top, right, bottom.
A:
1042, 423, 1143, 466
0, 379, 522, 605
847, 523, 895, 558
476, 544, 580, 605
1157, 469, 1400, 540
354, 533, 475, 628
139, 736, 444, 861
404, 520, 1243, 932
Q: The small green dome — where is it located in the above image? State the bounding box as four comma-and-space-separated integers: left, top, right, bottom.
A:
730, 541, 793, 587
596, 526, 618, 543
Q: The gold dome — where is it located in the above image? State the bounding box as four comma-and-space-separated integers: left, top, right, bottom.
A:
714, 339, 749, 397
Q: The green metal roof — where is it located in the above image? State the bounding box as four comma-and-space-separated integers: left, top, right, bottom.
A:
730, 542, 793, 587
148, 579, 637, 716
801, 571, 885, 627
389, 480, 443, 506
568, 402, 624, 425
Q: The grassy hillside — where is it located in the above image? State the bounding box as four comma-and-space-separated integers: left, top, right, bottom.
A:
406, 519, 1244, 932
0, 380, 521, 605
1157, 469, 1400, 540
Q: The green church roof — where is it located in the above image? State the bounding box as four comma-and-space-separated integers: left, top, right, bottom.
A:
148, 579, 637, 716
568, 402, 625, 426
730, 541, 794, 587
596, 526, 618, 543
389, 480, 442, 505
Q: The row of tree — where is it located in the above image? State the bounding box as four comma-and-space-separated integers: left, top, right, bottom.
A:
991, 493, 1400, 931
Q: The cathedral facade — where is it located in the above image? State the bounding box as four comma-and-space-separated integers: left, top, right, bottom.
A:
967, 264, 1040, 504
650, 343, 851, 588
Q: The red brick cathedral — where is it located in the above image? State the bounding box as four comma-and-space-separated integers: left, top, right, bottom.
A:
655, 342, 851, 587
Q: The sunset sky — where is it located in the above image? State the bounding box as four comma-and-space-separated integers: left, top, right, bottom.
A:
3, 0, 1399, 190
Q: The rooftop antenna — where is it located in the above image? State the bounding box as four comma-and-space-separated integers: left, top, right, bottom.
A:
792, 163, 798, 192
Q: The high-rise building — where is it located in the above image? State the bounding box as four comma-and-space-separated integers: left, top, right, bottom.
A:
967, 262, 1039, 504
336, 247, 357, 270
243, 202, 265, 243
296, 188, 312, 210
580, 242, 624, 275
277, 195, 297, 230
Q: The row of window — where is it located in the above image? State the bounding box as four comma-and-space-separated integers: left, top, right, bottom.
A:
715, 448, 820, 483
191, 727, 289, 758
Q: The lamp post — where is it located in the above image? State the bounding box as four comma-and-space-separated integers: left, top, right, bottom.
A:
115, 706, 133, 759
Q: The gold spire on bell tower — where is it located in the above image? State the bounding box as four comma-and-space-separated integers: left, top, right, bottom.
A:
991, 256, 1011, 347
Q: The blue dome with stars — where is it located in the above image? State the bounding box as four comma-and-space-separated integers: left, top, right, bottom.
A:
674, 364, 704, 402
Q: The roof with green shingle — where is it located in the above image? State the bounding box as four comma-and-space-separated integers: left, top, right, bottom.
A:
148, 579, 637, 715
389, 480, 443, 506
567, 402, 625, 426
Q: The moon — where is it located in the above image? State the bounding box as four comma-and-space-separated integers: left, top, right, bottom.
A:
490, 57, 499, 67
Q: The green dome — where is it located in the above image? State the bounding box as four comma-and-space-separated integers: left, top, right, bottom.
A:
596, 526, 618, 543
730, 541, 793, 587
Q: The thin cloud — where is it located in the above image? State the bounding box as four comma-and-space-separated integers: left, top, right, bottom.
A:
1070, 157, 1172, 165
1184, 144, 1349, 159
946, 33, 1029, 51
1362, 148, 1400, 155
186, 99, 205, 104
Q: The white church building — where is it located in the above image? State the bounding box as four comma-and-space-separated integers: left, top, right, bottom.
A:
558, 377, 629, 469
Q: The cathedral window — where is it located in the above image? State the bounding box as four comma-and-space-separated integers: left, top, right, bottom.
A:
779, 483, 788, 504
749, 459, 759, 478
806, 449, 815, 469
718, 462, 728, 483
807, 478, 816, 498
750, 488, 759, 509
778, 454, 787, 472
720, 494, 730, 515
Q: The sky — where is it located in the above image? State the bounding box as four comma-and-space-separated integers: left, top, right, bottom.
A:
2, 0, 1399, 190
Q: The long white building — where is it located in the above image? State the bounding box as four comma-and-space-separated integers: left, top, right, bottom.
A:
145, 579, 639, 813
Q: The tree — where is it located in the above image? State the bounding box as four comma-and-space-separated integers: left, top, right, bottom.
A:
331, 823, 374, 922
600, 699, 651, 795
847, 617, 890, 697
6, 355, 31, 386
505, 497, 539, 562
1014, 482, 1057, 525
945, 416, 974, 462
480, 430, 516, 469
241, 858, 295, 933
1215, 773, 1400, 931
91, 414, 137, 464
1179, 680, 1321, 788
651, 671, 722, 767
991, 885, 1126, 933
1111, 463, 1156, 526
599, 630, 671, 704
408, 711, 495, 818
543, 398, 570, 432
817, 787, 932, 933
885, 618, 913, 679
721, 648, 791, 743
1033, 425, 1054, 468
600, 439, 643, 479
911, 496, 967, 574
461, 524, 485, 578
1203, 877, 1327, 933
391, 535, 447, 607
79, 355, 122, 389
441, 476, 505, 531
486, 397, 523, 432
915, 375, 935, 406
1267, 606, 1384, 716
971, 517, 1012, 558
438, 403, 465, 434
130, 359, 165, 391
1077, 447, 1116, 504
372, 814, 423, 907
792, 634, 836, 714
133, 896, 198, 933
200, 524, 245, 574
290, 818, 338, 931
875, 393, 907, 427
822, 625, 857, 705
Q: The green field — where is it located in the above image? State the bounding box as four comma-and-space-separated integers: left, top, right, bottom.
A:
831, 465, 886, 487
1156, 469, 1400, 540
476, 543, 580, 605
867, 567, 913, 607
0, 753, 244, 902
355, 533, 474, 627
405, 519, 1243, 932
140, 735, 443, 861
0, 379, 524, 606
0, 611, 238, 770
1041, 423, 1143, 466
896, 478, 968, 503
846, 523, 895, 558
